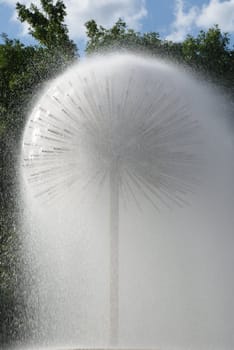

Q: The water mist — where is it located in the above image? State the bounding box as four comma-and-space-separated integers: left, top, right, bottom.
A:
21, 54, 233, 350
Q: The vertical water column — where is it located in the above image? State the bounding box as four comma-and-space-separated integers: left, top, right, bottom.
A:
110, 161, 119, 346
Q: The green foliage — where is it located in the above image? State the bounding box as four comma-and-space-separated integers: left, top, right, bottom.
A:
0, 222, 27, 344
85, 19, 141, 53
0, 35, 76, 140
182, 25, 234, 86
16, 0, 77, 58
0, 35, 35, 130
85, 18, 183, 58
0, 1, 78, 345
85, 19, 233, 92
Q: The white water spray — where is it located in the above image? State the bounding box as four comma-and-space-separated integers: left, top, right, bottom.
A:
21, 54, 233, 350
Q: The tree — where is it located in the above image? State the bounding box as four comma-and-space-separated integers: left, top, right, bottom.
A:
0, 1, 78, 345
85, 18, 141, 53
85, 18, 183, 58
16, 0, 77, 59
0, 0, 78, 220
182, 25, 234, 89
0, 33, 42, 346
85, 20, 233, 97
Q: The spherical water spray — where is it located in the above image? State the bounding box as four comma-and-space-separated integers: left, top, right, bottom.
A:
21, 54, 233, 349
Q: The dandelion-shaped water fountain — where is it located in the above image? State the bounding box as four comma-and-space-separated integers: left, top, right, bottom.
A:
21, 54, 230, 349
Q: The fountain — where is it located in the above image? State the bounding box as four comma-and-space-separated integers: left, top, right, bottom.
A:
20, 54, 234, 350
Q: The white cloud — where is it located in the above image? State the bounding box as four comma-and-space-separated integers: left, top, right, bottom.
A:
1, 0, 147, 40
166, 0, 198, 42
66, 0, 147, 39
167, 0, 234, 42
197, 0, 234, 32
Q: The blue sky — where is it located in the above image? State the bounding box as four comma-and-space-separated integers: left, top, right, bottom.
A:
0, 0, 233, 52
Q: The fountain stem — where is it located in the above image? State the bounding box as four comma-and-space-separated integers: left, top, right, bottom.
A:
109, 162, 119, 346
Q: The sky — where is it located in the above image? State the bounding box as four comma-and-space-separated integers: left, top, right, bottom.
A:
0, 0, 234, 53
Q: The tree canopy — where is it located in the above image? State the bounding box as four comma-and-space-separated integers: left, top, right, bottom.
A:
182, 25, 233, 87
16, 0, 77, 58
85, 19, 233, 91
0, 0, 78, 344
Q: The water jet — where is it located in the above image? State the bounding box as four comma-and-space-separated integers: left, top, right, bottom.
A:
20, 54, 234, 350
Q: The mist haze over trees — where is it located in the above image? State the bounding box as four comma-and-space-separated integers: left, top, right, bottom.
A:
0, 0, 233, 345
85, 19, 233, 91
